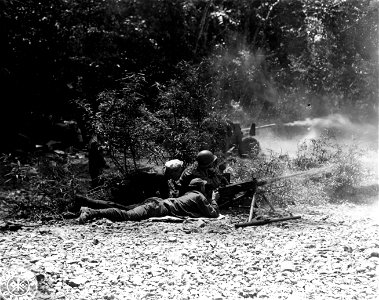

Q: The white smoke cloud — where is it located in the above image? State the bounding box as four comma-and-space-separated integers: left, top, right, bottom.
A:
284, 114, 377, 143
256, 114, 378, 156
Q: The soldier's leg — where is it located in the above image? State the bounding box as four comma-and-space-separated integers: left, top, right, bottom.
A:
102, 197, 163, 211
72, 195, 131, 211
125, 198, 170, 221
78, 198, 169, 223
78, 206, 131, 223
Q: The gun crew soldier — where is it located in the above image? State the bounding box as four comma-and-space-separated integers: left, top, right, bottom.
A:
177, 150, 229, 199
78, 178, 220, 223
71, 159, 184, 212
129, 158, 184, 200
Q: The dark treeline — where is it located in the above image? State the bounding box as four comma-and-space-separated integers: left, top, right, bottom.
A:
1, 0, 378, 160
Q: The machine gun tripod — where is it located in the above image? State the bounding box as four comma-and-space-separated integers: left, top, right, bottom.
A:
217, 178, 284, 226
217, 167, 332, 227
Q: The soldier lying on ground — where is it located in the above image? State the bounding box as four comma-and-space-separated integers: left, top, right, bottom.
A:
177, 150, 229, 198
71, 159, 185, 212
78, 178, 220, 224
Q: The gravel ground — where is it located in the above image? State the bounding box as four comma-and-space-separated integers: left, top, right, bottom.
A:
0, 202, 378, 300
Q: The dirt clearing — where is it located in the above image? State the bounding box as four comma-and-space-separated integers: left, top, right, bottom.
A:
1, 201, 378, 300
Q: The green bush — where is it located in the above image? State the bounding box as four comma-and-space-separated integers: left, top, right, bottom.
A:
225, 153, 293, 207
326, 145, 365, 199
0, 153, 81, 219
293, 135, 367, 201
224, 134, 369, 207
293, 133, 337, 170
75, 73, 169, 175
154, 61, 230, 164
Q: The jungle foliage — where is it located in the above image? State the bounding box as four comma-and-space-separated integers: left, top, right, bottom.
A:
1, 0, 378, 167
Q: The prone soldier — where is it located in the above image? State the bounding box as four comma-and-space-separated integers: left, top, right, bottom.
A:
78, 178, 220, 223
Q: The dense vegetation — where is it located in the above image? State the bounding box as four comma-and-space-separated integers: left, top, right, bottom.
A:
0, 1, 377, 218
1, 1, 377, 143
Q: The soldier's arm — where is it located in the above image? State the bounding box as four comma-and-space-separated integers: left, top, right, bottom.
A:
197, 193, 219, 218
176, 168, 194, 195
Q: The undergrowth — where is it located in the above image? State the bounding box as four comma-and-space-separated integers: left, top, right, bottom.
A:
0, 153, 86, 220
226, 134, 371, 207
0, 134, 375, 219
294, 135, 368, 202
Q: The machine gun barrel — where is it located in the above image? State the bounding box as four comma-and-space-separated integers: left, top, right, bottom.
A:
221, 166, 332, 191
218, 166, 333, 207
258, 165, 333, 186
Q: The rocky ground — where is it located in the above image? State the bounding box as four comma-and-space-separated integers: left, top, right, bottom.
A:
0, 201, 378, 300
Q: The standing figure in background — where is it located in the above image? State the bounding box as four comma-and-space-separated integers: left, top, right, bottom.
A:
88, 135, 107, 187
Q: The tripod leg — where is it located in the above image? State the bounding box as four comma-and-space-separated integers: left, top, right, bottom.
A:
248, 193, 257, 222
261, 193, 276, 212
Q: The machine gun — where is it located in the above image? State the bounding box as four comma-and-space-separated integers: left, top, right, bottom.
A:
218, 166, 332, 207
217, 166, 333, 227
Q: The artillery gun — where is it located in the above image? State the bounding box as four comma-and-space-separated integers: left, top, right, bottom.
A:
226, 121, 309, 157
201, 117, 308, 158
225, 122, 278, 157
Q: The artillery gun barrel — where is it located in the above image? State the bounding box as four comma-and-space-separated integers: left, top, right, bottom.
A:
241, 123, 277, 132
255, 123, 277, 129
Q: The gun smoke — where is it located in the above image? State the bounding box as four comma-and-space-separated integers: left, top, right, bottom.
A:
255, 113, 378, 177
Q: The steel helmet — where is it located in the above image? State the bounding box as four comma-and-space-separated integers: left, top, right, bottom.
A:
196, 150, 217, 168
188, 178, 207, 187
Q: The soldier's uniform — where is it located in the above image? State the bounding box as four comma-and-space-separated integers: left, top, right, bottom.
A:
177, 150, 228, 199
74, 159, 184, 211
177, 164, 227, 198
78, 178, 219, 223
112, 159, 184, 203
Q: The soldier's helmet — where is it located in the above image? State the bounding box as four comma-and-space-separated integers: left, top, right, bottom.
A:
189, 178, 207, 187
196, 150, 217, 168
